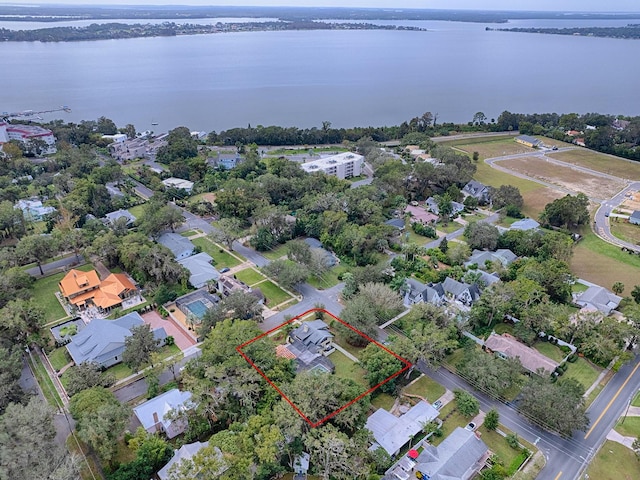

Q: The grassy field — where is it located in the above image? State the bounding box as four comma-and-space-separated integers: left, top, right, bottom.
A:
97, 343, 180, 382
431, 403, 469, 446
48, 347, 72, 372
587, 440, 640, 480
329, 349, 368, 388
329, 328, 366, 359
33, 263, 94, 323
494, 322, 515, 335
615, 416, 640, 438
572, 282, 589, 293
27, 353, 62, 409
258, 280, 293, 306
571, 229, 640, 289
180, 229, 199, 237
66, 436, 102, 480
564, 357, 602, 391
447, 136, 536, 159
533, 342, 565, 363
404, 374, 446, 403
477, 426, 523, 469
191, 237, 243, 268
550, 149, 640, 180
610, 220, 640, 245
261, 242, 290, 260
633, 390, 640, 407
371, 393, 396, 411
234, 268, 266, 286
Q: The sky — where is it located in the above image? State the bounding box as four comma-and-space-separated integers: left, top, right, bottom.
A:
3, 1, 640, 13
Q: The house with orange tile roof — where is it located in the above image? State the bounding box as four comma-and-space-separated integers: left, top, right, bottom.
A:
59, 268, 138, 313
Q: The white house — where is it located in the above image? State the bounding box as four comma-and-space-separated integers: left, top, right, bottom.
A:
133, 389, 194, 439
162, 177, 194, 193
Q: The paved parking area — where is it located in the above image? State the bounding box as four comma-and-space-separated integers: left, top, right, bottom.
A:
141, 311, 196, 351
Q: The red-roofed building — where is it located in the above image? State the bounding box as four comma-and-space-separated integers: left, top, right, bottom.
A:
0, 122, 57, 154
404, 204, 438, 225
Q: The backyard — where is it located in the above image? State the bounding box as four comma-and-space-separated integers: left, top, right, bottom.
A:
328, 349, 368, 388
234, 267, 266, 287
430, 402, 469, 446
191, 237, 243, 268
33, 263, 95, 323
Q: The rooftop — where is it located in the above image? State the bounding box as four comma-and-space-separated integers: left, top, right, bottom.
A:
484, 332, 559, 374
178, 252, 220, 288
300, 152, 364, 172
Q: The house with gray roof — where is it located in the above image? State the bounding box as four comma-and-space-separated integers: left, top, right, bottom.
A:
158, 233, 194, 260
104, 208, 136, 226
462, 180, 490, 203
303, 237, 338, 267
65, 312, 166, 369
465, 249, 517, 269
385, 218, 406, 231
404, 278, 445, 306
425, 196, 464, 216
279, 320, 336, 373
630, 210, 640, 225
178, 252, 220, 288
290, 320, 334, 352
466, 270, 501, 288
133, 389, 194, 439
510, 218, 540, 231
575, 285, 622, 315
157, 441, 227, 480
441, 277, 481, 306
515, 135, 543, 148
366, 401, 439, 456
412, 427, 490, 480
293, 452, 310, 480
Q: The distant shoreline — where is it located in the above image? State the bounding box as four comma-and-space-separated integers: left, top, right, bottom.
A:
0, 21, 426, 43
489, 24, 640, 40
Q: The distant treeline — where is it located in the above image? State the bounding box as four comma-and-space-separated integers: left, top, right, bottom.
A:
0, 21, 424, 42
490, 24, 640, 40
3, 5, 640, 24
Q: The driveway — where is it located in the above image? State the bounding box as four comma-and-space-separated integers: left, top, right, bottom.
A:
141, 311, 196, 350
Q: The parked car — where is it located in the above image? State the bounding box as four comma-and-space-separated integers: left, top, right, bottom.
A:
432, 400, 443, 410
219, 267, 230, 273
465, 422, 476, 431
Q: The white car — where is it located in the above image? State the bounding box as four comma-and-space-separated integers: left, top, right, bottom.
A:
465, 422, 476, 431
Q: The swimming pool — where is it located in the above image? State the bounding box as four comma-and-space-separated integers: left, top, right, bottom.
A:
185, 300, 209, 319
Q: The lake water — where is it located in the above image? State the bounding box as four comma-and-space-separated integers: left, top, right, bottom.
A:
1, 18, 639, 133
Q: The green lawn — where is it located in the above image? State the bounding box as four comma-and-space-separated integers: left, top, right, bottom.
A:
615, 416, 640, 438
572, 282, 589, 293
587, 440, 640, 480
533, 342, 565, 363
234, 268, 266, 286
477, 426, 522, 468
611, 220, 640, 245
102, 344, 181, 381
431, 404, 468, 446
261, 242, 290, 260
494, 323, 515, 335
48, 347, 72, 372
180, 229, 199, 237
632, 390, 640, 407
550, 148, 640, 180
27, 353, 62, 409
404, 375, 446, 403
307, 264, 348, 290
564, 357, 602, 391
329, 349, 368, 388
33, 263, 94, 323
127, 204, 146, 219
437, 222, 463, 234
191, 237, 242, 268
257, 280, 293, 306
371, 393, 396, 411
329, 327, 366, 359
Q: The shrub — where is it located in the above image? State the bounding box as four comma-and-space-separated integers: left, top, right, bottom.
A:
454, 390, 479, 417
506, 432, 520, 449
567, 353, 578, 363
164, 336, 175, 346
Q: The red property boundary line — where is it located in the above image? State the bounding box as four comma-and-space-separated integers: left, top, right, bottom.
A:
236, 308, 411, 427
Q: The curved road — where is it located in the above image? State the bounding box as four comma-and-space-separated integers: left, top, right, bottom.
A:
484, 148, 640, 252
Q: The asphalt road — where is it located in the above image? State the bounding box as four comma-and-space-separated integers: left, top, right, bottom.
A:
419, 351, 640, 480
594, 181, 640, 253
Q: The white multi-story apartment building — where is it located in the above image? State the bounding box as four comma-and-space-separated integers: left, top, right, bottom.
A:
299, 152, 364, 179
0, 122, 57, 154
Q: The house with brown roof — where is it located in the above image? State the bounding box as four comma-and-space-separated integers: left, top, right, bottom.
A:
59, 268, 138, 314
404, 205, 438, 225
483, 333, 559, 375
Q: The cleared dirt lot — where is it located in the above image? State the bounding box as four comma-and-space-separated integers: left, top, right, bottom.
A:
550, 149, 640, 181
500, 156, 626, 200
522, 187, 565, 218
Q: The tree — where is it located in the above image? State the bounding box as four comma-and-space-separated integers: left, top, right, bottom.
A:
633, 437, 640, 461
15, 233, 58, 275
0, 398, 80, 480
456, 347, 523, 397
210, 217, 245, 250
262, 259, 308, 291
447, 242, 471, 266
439, 236, 449, 253
472, 151, 480, 162
359, 343, 403, 393
490, 185, 524, 210
454, 390, 479, 417
70, 387, 131, 466
632, 285, 640, 304
156, 126, 199, 163
0, 344, 23, 413
540, 193, 590, 229
518, 376, 589, 436
303, 424, 369, 480
65, 361, 115, 396
484, 409, 499, 431
473, 112, 487, 125
612, 281, 625, 295
123, 324, 161, 372
464, 221, 500, 251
